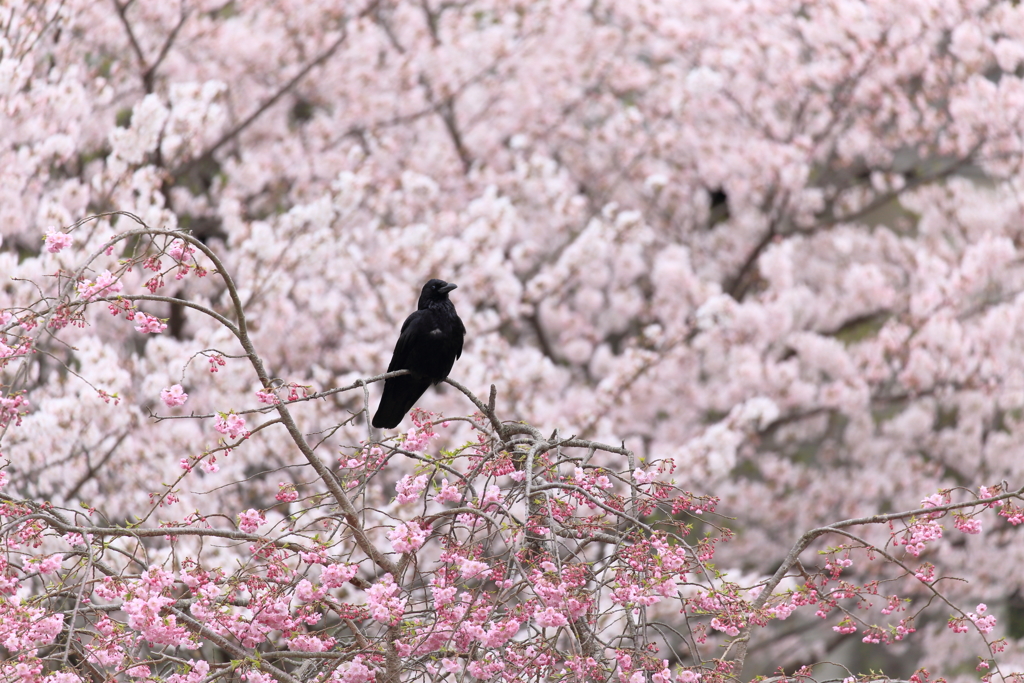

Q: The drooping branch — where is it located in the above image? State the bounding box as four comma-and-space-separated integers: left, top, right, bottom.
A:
726, 485, 1024, 673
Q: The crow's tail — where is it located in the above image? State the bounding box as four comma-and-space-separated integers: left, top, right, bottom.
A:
372, 374, 433, 429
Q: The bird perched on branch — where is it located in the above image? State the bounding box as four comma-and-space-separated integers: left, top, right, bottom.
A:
372, 279, 466, 429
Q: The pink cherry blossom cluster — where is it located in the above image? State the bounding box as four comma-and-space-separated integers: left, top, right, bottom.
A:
394, 473, 428, 505
168, 239, 195, 262
214, 412, 247, 439
0, 394, 30, 428
388, 521, 429, 554
75, 270, 123, 301
160, 384, 188, 407
133, 312, 167, 334
893, 521, 944, 557
237, 508, 264, 533
366, 573, 406, 625
255, 388, 279, 404
0, 339, 31, 362
42, 228, 72, 254
275, 482, 298, 503
949, 605, 998, 636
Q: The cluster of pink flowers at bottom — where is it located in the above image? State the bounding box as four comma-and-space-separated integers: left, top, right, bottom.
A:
614, 653, 703, 683
175, 560, 360, 656
294, 656, 375, 683
1, 666, 85, 683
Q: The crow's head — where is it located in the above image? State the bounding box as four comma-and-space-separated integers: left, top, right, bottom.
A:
418, 279, 458, 308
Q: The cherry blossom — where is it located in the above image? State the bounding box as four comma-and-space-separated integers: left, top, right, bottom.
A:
42, 228, 72, 254
394, 473, 428, 505
75, 271, 123, 301
132, 312, 167, 334
388, 521, 429, 554
214, 412, 247, 439
160, 384, 188, 407
237, 509, 265, 533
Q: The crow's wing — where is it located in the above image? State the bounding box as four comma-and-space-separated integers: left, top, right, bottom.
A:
385, 312, 419, 373
372, 372, 432, 428
373, 312, 434, 429
454, 315, 466, 360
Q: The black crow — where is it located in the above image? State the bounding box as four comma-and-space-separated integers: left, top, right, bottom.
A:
372, 279, 466, 429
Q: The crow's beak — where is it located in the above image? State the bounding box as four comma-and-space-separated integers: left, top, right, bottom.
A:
438, 282, 458, 294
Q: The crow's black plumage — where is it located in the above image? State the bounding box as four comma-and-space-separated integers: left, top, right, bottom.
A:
372, 279, 466, 429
